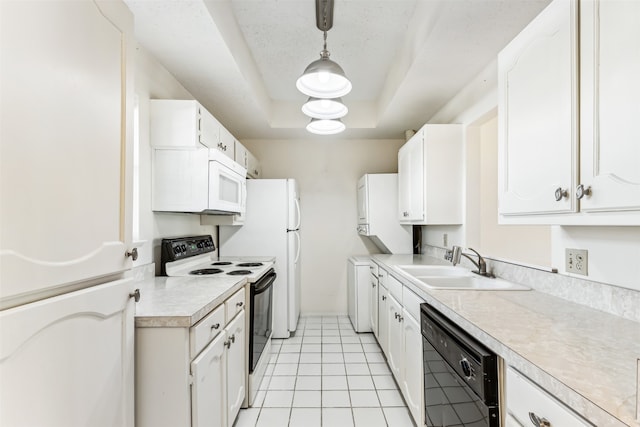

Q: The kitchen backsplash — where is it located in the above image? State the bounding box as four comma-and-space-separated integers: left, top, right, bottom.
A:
424, 245, 640, 323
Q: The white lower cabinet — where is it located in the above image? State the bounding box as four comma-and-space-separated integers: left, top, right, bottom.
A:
225, 312, 246, 426
370, 270, 379, 336
387, 294, 404, 380
378, 272, 426, 427
136, 288, 246, 427
377, 283, 389, 357
506, 367, 591, 427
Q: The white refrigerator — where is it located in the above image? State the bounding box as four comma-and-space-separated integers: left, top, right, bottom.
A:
219, 179, 301, 339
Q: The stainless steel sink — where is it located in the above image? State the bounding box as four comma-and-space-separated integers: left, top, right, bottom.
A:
417, 276, 530, 291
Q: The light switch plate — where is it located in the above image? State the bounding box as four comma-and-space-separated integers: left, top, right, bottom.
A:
565, 248, 588, 276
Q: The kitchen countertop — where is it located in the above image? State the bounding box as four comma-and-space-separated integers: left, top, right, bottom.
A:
372, 254, 640, 427
134, 275, 247, 328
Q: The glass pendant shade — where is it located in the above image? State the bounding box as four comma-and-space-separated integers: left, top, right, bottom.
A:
296, 51, 352, 98
306, 118, 345, 135
302, 97, 348, 119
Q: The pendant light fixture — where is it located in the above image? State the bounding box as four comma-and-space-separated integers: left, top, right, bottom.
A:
301, 97, 348, 119
298, 0, 350, 134
306, 118, 346, 135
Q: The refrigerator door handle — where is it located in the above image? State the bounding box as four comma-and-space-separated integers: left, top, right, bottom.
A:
294, 198, 301, 230
294, 231, 301, 264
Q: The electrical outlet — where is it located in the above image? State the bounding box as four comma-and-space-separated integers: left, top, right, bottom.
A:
565, 248, 588, 276
443, 233, 448, 247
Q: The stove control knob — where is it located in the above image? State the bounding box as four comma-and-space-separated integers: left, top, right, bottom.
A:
181, 244, 187, 252
460, 358, 472, 379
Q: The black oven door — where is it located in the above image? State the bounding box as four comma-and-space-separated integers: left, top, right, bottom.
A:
250, 269, 276, 373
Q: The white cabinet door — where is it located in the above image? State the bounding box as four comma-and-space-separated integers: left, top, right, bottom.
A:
246, 150, 262, 179
579, 0, 640, 213
398, 133, 425, 222
219, 126, 235, 160
200, 106, 221, 149
357, 176, 369, 223
387, 295, 404, 381
0, 279, 135, 427
234, 140, 249, 169
498, 0, 579, 216
191, 332, 227, 427
402, 310, 424, 427
369, 274, 379, 336
0, 0, 134, 304
225, 310, 246, 427
377, 285, 389, 357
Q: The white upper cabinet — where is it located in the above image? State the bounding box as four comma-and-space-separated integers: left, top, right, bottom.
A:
498, 0, 578, 217
150, 99, 235, 160
579, 0, 640, 214
498, 0, 640, 224
0, 0, 135, 305
398, 125, 463, 225
234, 140, 262, 179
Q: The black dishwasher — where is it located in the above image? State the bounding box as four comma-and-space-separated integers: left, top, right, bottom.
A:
421, 303, 500, 427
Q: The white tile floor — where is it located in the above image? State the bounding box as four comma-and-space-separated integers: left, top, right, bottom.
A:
234, 315, 415, 427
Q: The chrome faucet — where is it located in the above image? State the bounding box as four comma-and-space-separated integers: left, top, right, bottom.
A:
447, 246, 493, 278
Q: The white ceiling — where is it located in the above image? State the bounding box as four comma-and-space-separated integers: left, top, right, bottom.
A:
125, 0, 551, 140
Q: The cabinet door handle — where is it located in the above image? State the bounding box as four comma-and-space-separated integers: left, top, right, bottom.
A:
554, 187, 568, 201
394, 312, 399, 319
576, 184, 591, 200
230, 334, 236, 343
129, 289, 141, 302
378, 274, 383, 278
224, 340, 231, 349
372, 283, 376, 288
211, 323, 220, 330
125, 247, 138, 261
528, 412, 551, 427
236, 301, 244, 308
402, 211, 409, 217
381, 296, 386, 301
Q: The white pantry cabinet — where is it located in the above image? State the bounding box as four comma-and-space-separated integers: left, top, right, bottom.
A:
398, 124, 463, 225
0, 279, 136, 427
136, 287, 247, 427
498, 0, 640, 224
0, 0, 136, 306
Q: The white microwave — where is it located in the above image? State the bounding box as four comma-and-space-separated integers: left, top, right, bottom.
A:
152, 147, 247, 214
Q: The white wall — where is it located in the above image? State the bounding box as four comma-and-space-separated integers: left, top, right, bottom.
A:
133, 45, 217, 271
242, 138, 404, 315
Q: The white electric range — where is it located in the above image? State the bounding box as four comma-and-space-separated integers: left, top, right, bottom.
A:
160, 235, 275, 407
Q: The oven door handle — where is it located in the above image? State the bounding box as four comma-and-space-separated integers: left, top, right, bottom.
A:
253, 271, 277, 295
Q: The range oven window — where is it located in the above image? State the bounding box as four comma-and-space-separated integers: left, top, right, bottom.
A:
421, 303, 499, 427
250, 269, 276, 372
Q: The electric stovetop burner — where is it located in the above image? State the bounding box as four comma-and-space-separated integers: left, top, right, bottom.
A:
190, 268, 224, 275
227, 270, 252, 276
211, 261, 233, 266
236, 262, 263, 267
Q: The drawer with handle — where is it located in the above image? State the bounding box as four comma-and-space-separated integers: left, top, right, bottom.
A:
225, 287, 246, 323
506, 367, 592, 427
190, 304, 225, 357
